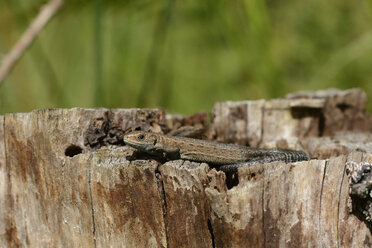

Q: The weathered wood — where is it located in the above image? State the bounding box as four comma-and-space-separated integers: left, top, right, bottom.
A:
339, 152, 372, 247
0, 116, 6, 246
1, 108, 167, 247
305, 132, 372, 159
90, 151, 167, 247
1, 89, 372, 247
211, 88, 371, 148
3, 109, 102, 247
210, 100, 265, 146
166, 112, 208, 138
205, 153, 372, 247
317, 155, 347, 246
287, 88, 371, 136
206, 166, 265, 247
166, 112, 208, 132
85, 108, 166, 148
159, 161, 213, 248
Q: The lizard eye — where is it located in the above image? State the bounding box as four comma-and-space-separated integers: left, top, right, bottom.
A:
137, 134, 145, 140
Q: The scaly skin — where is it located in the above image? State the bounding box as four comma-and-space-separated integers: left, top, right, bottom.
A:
123, 131, 309, 171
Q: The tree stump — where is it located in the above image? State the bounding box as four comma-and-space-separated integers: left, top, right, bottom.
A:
1, 88, 372, 247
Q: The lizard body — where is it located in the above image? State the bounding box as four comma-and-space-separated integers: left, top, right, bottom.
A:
123, 131, 309, 171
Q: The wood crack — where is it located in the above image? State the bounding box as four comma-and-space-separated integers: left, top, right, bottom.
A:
87, 156, 97, 248
318, 160, 328, 245
3, 115, 16, 247
207, 219, 216, 248
156, 164, 170, 248
262, 171, 266, 248
337, 160, 347, 248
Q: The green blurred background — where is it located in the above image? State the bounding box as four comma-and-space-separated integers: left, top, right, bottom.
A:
1, 0, 372, 114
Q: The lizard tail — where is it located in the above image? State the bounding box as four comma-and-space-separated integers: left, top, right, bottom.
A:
219, 149, 309, 173
268, 148, 309, 163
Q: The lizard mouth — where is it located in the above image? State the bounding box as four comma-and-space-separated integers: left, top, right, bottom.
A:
123, 132, 154, 149
123, 133, 138, 146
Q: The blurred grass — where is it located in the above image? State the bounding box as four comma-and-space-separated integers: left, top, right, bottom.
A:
1, 0, 372, 114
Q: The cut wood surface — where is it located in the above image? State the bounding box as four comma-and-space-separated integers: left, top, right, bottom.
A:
1, 88, 372, 247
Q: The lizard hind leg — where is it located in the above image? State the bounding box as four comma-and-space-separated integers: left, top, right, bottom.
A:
218, 151, 309, 173
218, 157, 275, 173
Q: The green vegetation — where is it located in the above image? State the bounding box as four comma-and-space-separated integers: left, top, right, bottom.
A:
1, 0, 372, 114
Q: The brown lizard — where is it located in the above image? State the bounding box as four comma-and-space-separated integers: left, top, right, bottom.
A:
123, 131, 309, 172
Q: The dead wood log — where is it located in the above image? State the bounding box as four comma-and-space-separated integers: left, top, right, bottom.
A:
1, 88, 372, 247
1, 108, 168, 247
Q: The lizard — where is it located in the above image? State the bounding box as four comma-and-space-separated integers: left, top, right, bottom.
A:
123, 131, 309, 172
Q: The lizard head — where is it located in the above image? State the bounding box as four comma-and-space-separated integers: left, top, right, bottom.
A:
123, 131, 158, 151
